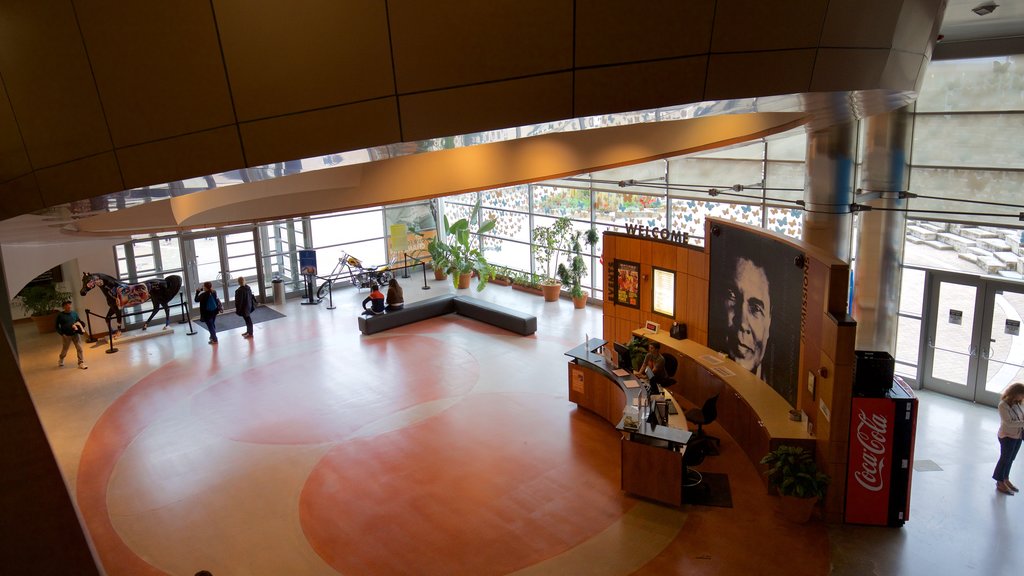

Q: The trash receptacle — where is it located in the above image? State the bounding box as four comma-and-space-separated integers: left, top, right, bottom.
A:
272, 278, 285, 306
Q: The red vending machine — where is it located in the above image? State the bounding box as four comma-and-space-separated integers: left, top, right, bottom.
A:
845, 377, 918, 526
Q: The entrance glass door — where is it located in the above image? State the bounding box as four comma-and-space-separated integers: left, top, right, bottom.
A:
183, 228, 258, 309
921, 271, 1024, 406
922, 274, 981, 401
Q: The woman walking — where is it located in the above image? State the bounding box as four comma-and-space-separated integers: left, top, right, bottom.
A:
994, 382, 1024, 495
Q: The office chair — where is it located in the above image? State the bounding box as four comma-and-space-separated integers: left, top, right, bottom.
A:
685, 394, 721, 455
682, 436, 709, 488
662, 353, 678, 388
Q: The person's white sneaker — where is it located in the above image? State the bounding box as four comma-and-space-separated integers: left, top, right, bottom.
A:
78, 363, 88, 370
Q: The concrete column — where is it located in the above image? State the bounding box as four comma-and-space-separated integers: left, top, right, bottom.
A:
852, 107, 912, 353
803, 121, 857, 261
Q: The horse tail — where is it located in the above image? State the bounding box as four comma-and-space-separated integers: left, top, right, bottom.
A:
165, 275, 183, 298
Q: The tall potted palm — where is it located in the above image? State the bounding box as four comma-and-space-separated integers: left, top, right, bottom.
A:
556, 227, 600, 309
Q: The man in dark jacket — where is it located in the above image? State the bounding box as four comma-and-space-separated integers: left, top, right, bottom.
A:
234, 276, 256, 338
194, 282, 221, 344
55, 300, 87, 369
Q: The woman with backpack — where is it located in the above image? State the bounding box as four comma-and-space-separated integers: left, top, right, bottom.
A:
195, 281, 222, 344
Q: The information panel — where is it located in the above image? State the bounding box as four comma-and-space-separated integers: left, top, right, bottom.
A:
652, 267, 675, 317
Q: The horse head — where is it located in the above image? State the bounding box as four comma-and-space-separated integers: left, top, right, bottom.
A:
80, 272, 104, 296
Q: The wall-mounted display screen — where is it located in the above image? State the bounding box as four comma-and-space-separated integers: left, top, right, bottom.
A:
614, 260, 640, 308
707, 223, 804, 407
652, 267, 675, 317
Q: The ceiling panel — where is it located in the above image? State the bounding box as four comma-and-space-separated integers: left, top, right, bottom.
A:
389, 0, 573, 93
811, 49, 889, 92
893, 0, 947, 54
117, 127, 244, 190
574, 57, 708, 118
0, 1, 111, 169
0, 84, 31, 182
706, 50, 816, 101
74, 1, 235, 148
821, 0, 901, 49
575, 0, 714, 67
711, 0, 829, 52
0, 175, 43, 220
240, 98, 400, 167
35, 153, 122, 207
399, 74, 572, 143
214, 0, 394, 122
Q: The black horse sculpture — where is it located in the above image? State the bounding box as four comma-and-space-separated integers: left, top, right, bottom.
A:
80, 272, 183, 337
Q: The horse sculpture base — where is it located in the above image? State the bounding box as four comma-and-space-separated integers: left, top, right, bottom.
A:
101, 328, 176, 346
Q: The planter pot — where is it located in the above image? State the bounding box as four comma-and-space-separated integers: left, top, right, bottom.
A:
31, 311, 58, 334
511, 284, 543, 296
433, 267, 447, 281
491, 277, 512, 286
778, 495, 817, 523
541, 282, 562, 302
572, 293, 588, 309
457, 273, 472, 289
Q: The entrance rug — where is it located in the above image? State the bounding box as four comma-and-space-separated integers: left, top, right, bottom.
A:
195, 306, 286, 333
684, 472, 733, 508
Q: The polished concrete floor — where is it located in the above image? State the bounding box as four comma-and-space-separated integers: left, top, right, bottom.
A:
13, 276, 1020, 575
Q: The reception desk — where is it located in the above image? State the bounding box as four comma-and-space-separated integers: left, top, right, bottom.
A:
632, 330, 814, 467
566, 339, 693, 506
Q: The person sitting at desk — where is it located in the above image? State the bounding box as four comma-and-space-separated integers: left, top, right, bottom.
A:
640, 342, 669, 394
361, 283, 385, 315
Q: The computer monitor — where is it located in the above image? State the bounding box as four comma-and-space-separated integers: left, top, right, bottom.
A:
613, 342, 630, 370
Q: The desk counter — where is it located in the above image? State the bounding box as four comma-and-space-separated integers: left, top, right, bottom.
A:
566, 339, 692, 506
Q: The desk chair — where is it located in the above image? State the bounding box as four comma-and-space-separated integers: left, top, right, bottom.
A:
662, 354, 678, 387
683, 436, 709, 488
685, 394, 721, 455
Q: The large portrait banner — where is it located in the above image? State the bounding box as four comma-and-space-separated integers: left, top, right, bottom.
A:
707, 223, 804, 406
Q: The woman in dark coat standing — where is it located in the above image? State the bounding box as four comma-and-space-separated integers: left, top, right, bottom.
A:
194, 281, 222, 344
234, 276, 256, 338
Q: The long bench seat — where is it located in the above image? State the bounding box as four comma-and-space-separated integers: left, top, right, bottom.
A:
357, 294, 537, 335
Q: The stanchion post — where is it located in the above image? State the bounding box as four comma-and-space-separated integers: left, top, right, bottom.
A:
104, 312, 118, 354
402, 252, 410, 279
421, 262, 430, 290
181, 297, 197, 335
84, 309, 97, 343
326, 280, 335, 310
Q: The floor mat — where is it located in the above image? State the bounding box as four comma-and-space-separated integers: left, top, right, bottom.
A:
684, 472, 733, 508
195, 306, 286, 333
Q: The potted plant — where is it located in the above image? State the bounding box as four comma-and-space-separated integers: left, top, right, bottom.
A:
17, 284, 74, 334
432, 202, 497, 291
759, 445, 830, 523
511, 271, 542, 295
556, 227, 600, 309
426, 234, 450, 281
624, 335, 650, 371
491, 265, 513, 286
532, 216, 574, 302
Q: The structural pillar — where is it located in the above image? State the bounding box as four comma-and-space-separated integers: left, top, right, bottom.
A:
803, 121, 857, 262
852, 107, 912, 353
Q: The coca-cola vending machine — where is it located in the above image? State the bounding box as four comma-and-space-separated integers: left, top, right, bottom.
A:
845, 376, 918, 526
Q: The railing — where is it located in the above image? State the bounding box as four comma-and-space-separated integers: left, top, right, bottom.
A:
83, 295, 197, 354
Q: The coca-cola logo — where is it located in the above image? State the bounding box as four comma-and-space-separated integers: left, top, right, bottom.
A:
853, 409, 888, 492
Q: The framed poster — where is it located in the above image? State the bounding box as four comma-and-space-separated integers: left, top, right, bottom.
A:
652, 267, 675, 317
614, 260, 640, 308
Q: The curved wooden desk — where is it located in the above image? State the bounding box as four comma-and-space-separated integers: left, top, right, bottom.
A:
632, 330, 814, 467
566, 339, 692, 506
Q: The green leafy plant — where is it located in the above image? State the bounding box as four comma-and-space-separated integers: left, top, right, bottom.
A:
556, 227, 600, 298
17, 284, 73, 317
532, 216, 575, 285
436, 202, 497, 291
625, 335, 650, 372
760, 445, 830, 500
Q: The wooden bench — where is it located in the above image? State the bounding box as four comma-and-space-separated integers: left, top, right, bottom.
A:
357, 294, 536, 336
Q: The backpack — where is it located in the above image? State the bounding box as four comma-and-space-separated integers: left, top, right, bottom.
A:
204, 294, 218, 312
